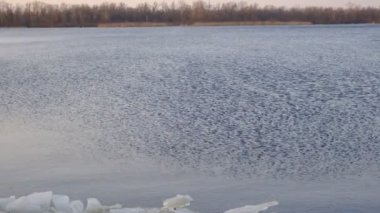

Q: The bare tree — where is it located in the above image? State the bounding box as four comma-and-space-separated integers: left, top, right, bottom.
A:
0, 1, 379, 27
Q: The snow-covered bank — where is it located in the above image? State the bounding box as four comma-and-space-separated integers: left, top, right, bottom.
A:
0, 192, 278, 213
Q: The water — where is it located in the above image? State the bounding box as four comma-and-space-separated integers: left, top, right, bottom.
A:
0, 25, 380, 212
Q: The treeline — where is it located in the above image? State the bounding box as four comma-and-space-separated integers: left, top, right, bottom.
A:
0, 1, 379, 27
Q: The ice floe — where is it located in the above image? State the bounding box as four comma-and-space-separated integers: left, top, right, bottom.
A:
163, 195, 193, 210
0, 192, 278, 213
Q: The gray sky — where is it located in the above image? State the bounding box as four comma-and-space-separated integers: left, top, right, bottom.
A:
7, 0, 380, 7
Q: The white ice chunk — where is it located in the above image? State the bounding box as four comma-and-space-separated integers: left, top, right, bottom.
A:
52, 195, 71, 213
5, 196, 42, 213
103, 204, 122, 211
85, 198, 103, 213
0, 196, 15, 211
163, 195, 193, 209
71, 200, 84, 213
224, 201, 279, 213
85, 198, 121, 213
1, 192, 278, 213
27, 191, 53, 212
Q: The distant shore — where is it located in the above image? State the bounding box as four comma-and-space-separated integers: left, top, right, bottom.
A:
1, 1, 379, 28
97, 21, 313, 28
1, 22, 379, 28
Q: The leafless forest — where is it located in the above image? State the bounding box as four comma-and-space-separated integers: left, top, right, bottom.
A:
0, 1, 379, 27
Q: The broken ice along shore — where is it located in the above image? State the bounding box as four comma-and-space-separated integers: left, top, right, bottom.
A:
0, 191, 278, 213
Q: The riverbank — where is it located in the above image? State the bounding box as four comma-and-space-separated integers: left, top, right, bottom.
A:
97, 21, 313, 28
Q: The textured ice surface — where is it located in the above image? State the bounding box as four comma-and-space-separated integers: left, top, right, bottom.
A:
1, 25, 379, 178
0, 25, 380, 212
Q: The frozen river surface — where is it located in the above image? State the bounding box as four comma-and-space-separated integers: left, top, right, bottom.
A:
0, 25, 380, 212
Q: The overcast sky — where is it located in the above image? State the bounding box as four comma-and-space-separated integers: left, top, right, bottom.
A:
7, 0, 380, 7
